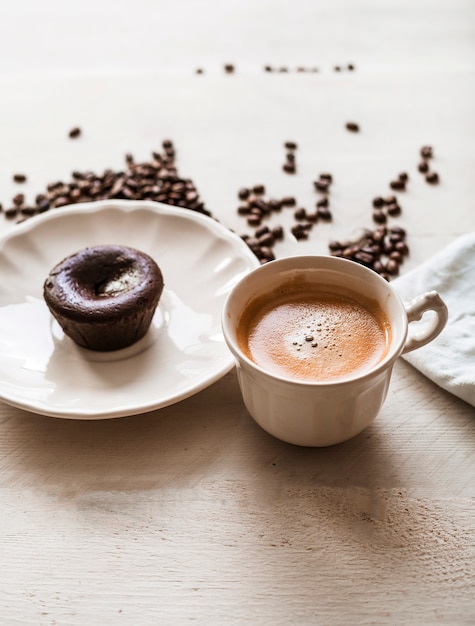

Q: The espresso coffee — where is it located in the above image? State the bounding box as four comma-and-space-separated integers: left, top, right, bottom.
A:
237, 284, 391, 382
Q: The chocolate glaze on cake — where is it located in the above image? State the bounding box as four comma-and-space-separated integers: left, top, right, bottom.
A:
43, 245, 164, 351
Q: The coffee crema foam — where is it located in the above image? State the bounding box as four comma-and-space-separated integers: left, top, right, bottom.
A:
238, 285, 391, 382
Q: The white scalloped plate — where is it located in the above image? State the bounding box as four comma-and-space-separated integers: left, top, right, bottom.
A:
0, 200, 259, 419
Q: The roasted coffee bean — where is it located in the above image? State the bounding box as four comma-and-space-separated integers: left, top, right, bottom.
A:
390, 226, 406, 237
253, 184, 265, 195
283, 163, 296, 174
5, 207, 18, 218
286, 152, 295, 163
294, 207, 307, 220
258, 233, 275, 247
13, 173, 27, 183
386, 259, 400, 275
345, 122, 359, 132
372, 260, 384, 274
316, 197, 329, 208
306, 211, 319, 223
291, 224, 309, 240
259, 247, 275, 262
237, 205, 251, 215
69, 127, 81, 138
418, 161, 429, 173
268, 199, 282, 212
284, 141, 297, 150
255, 225, 270, 238
314, 179, 330, 192
319, 173, 333, 183
371, 227, 386, 242
384, 195, 397, 205
247, 214, 262, 227
238, 188, 250, 200
372, 196, 385, 208
420, 145, 433, 159
12, 193, 25, 206
395, 240, 409, 255
399, 172, 409, 182
390, 179, 405, 191
224, 64, 235, 73
426, 171, 439, 184
389, 250, 404, 263
347, 63, 355, 71
20, 206, 38, 216
372, 209, 387, 224
386, 202, 401, 216
354, 251, 374, 266
281, 196, 296, 207
317, 206, 332, 221
264, 66, 273, 72
271, 225, 284, 240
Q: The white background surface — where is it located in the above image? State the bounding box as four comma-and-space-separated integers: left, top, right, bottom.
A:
0, 1, 474, 625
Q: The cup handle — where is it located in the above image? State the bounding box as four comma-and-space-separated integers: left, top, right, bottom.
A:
403, 290, 448, 354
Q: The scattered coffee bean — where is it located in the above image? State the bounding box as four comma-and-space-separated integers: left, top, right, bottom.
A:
425, 171, 439, 184
3, 141, 211, 226
247, 214, 262, 227
386, 202, 402, 216
390, 179, 406, 191
253, 184, 265, 195
283, 142, 298, 174
372, 209, 387, 224
372, 196, 385, 208
420, 145, 433, 159
291, 224, 309, 240
328, 226, 409, 280
13, 173, 27, 183
5, 207, 18, 219
418, 161, 429, 173
314, 179, 330, 192
12, 193, 25, 206
345, 122, 359, 132
294, 207, 307, 220
238, 188, 250, 200
195, 68, 204, 74
69, 127, 81, 139
224, 64, 235, 73
281, 196, 296, 207
317, 206, 332, 221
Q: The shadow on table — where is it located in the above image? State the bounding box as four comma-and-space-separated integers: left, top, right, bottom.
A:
2, 365, 474, 502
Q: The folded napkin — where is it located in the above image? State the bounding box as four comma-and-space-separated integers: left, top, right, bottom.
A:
393, 232, 475, 407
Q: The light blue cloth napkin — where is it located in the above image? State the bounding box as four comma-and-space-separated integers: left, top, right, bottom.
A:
393, 232, 475, 407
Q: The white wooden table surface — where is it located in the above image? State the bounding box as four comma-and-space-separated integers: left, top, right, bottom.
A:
0, 1, 474, 624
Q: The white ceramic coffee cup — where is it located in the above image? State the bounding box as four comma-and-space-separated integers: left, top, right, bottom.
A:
222, 255, 448, 447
